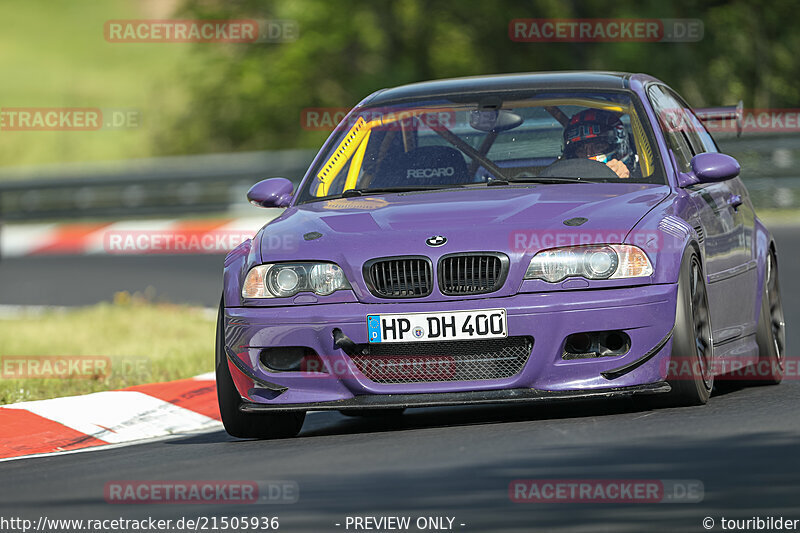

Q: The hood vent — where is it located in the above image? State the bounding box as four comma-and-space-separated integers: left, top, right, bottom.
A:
563, 217, 588, 226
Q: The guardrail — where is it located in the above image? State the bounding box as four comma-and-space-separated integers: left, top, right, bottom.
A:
720, 134, 800, 208
0, 134, 797, 222
0, 150, 316, 222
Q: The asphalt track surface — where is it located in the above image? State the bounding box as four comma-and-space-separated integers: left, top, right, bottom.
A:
1, 226, 800, 532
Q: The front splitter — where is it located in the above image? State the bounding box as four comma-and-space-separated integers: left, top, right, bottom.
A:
238, 381, 671, 412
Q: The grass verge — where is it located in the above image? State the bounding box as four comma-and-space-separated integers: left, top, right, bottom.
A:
0, 293, 215, 405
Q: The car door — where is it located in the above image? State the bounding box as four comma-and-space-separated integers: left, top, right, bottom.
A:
647, 84, 755, 341
671, 88, 758, 341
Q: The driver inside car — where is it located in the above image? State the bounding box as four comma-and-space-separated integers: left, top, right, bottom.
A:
562, 109, 635, 178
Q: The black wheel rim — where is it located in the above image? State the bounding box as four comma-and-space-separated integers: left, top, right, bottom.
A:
690, 259, 713, 388
767, 252, 786, 368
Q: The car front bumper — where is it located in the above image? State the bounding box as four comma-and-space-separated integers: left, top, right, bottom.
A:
223, 283, 678, 407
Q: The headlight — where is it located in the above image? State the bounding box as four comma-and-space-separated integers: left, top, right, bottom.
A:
524, 245, 653, 283
242, 262, 351, 298
308, 263, 349, 295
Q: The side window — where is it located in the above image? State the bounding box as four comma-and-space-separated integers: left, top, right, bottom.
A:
647, 85, 694, 172
666, 88, 719, 154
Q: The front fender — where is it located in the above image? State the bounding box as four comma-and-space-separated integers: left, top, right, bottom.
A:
223, 238, 256, 307
625, 192, 704, 285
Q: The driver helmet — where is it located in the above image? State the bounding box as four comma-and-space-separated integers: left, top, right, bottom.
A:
563, 109, 634, 169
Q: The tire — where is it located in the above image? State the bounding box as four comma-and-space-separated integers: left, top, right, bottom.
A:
339, 408, 406, 418
216, 298, 305, 439
664, 249, 714, 406
748, 248, 785, 385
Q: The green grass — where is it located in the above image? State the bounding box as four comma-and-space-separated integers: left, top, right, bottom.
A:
0, 0, 195, 169
0, 293, 216, 405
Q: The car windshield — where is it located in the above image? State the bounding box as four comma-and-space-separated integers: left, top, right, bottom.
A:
297, 90, 666, 203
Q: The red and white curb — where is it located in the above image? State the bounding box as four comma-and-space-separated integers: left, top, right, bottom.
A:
0, 373, 221, 462
1, 215, 280, 258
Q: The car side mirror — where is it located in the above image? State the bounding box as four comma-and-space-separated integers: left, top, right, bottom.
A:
678, 153, 740, 187
247, 178, 294, 208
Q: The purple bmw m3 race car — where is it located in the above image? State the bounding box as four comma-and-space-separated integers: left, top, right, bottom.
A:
216, 71, 785, 439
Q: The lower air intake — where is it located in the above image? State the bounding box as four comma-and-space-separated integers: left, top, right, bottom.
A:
351, 336, 533, 384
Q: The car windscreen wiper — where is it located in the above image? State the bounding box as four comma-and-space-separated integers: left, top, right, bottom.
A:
486, 177, 592, 186
336, 185, 465, 198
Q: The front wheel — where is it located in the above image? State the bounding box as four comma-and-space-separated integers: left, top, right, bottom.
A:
216, 298, 305, 439
664, 250, 714, 406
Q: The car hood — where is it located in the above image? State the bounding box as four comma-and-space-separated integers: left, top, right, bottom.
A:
255, 183, 670, 301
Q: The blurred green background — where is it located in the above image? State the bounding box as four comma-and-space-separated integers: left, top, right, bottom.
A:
0, 0, 797, 169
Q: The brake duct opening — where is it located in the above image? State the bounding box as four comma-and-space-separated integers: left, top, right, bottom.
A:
563, 330, 631, 360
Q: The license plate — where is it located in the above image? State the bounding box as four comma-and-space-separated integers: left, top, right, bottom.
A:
367, 309, 507, 343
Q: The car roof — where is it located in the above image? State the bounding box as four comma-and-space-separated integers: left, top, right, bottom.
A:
363, 71, 661, 106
